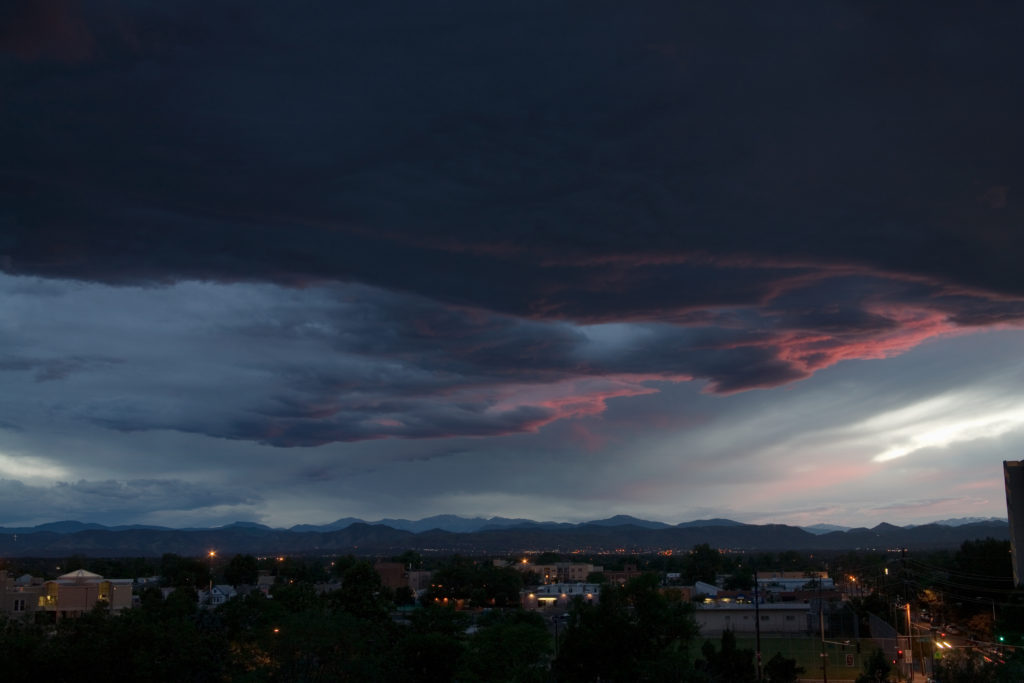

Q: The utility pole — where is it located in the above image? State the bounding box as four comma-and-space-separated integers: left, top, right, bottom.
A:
906, 602, 914, 683
902, 549, 912, 682
753, 561, 762, 683
819, 564, 828, 683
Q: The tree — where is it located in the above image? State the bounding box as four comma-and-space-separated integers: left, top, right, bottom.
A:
533, 552, 564, 564
955, 539, 1012, 582
223, 553, 258, 586
697, 629, 757, 682
555, 573, 699, 681
855, 648, 892, 683
424, 557, 523, 609
394, 550, 423, 570
332, 560, 390, 619
160, 553, 210, 588
763, 652, 804, 683
271, 581, 320, 613
392, 605, 471, 683
932, 647, 997, 683
685, 543, 723, 584
723, 564, 754, 590
394, 585, 416, 606
967, 612, 994, 640
458, 610, 551, 682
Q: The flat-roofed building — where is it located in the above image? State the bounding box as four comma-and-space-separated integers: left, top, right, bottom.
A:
38, 569, 133, 620
1005, 460, 1024, 585
696, 602, 810, 635
521, 562, 602, 585
521, 582, 601, 610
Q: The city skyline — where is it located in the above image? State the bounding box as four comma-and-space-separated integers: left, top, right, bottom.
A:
1, 2, 1023, 529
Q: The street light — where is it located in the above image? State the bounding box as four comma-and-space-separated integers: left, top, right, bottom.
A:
207, 550, 216, 591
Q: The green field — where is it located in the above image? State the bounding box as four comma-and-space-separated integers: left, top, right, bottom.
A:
708, 634, 896, 682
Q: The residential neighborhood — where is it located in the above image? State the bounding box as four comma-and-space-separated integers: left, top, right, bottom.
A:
4, 540, 1016, 682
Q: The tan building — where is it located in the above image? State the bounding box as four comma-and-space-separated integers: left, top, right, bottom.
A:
38, 569, 133, 620
521, 562, 602, 585
373, 561, 433, 598
0, 570, 44, 620
374, 562, 408, 590
604, 563, 643, 585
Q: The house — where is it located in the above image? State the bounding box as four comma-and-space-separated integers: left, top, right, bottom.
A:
198, 584, 237, 608
0, 570, 44, 620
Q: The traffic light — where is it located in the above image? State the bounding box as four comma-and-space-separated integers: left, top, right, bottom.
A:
999, 635, 1006, 642
897, 650, 904, 660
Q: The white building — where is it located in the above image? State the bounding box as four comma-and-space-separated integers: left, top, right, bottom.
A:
521, 582, 601, 610
696, 602, 810, 635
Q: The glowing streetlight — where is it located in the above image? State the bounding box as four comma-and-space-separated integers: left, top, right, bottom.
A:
207, 550, 216, 591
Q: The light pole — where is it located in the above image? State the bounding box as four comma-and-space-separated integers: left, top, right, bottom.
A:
753, 562, 762, 683
208, 550, 216, 592
905, 601, 914, 682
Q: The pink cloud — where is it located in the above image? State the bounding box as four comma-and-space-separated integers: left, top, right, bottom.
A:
775, 306, 963, 375
753, 462, 878, 502
485, 373, 691, 433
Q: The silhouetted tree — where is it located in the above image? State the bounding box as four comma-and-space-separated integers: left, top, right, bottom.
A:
696, 629, 757, 682
555, 573, 699, 681
855, 648, 892, 683
763, 651, 805, 683
223, 553, 258, 586
459, 610, 551, 682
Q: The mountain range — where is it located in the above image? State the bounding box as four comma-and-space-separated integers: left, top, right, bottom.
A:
0, 515, 1009, 557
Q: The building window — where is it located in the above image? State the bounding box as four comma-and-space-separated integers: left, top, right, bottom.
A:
13, 599, 26, 612
761, 615, 769, 621
785, 615, 796, 621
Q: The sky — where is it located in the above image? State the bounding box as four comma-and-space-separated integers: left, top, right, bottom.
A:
1, 1, 1023, 530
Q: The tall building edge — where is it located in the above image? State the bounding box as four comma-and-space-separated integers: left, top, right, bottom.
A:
1004, 460, 1024, 587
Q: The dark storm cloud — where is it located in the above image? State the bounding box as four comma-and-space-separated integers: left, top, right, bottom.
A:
2, 1, 1024, 455
3, 0, 1024, 316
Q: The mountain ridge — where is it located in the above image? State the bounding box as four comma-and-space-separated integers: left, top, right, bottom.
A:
1, 514, 1007, 535
0, 517, 1008, 557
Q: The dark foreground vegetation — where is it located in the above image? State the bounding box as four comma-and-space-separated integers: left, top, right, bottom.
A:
0, 568, 775, 682
4, 539, 1024, 681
